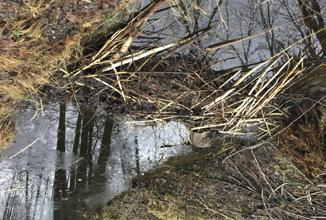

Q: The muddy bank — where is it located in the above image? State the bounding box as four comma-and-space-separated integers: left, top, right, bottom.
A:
93, 144, 326, 219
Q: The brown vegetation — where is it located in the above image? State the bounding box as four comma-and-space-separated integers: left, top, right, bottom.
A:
0, 0, 325, 217
0, 0, 324, 147
279, 99, 326, 177
94, 144, 326, 219
0, 0, 128, 147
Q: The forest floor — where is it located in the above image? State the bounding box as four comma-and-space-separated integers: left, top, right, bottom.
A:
93, 142, 326, 220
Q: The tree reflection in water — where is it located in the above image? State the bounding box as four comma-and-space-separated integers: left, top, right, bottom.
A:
0, 102, 190, 219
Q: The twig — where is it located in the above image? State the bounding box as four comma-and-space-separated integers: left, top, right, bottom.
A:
261, 189, 274, 220
197, 196, 235, 220
251, 150, 275, 195
9, 138, 40, 159
222, 96, 325, 163
102, 36, 196, 73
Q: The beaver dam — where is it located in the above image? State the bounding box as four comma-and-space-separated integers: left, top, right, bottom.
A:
0, 0, 326, 219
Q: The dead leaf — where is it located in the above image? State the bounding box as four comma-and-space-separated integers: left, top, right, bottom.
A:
66, 12, 79, 24
0, 95, 11, 103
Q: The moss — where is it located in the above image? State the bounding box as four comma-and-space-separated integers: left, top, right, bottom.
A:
12, 26, 23, 41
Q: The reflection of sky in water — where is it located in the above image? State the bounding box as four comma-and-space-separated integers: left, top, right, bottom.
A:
0, 102, 191, 220
132, 0, 325, 70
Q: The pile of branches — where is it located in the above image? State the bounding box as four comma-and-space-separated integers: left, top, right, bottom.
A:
63, 0, 306, 139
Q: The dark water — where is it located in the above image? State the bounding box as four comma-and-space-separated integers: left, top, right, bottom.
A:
0, 102, 191, 220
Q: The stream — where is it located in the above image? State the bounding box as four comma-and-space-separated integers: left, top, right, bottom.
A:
0, 102, 192, 219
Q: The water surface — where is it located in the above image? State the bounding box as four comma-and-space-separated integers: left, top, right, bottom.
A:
0, 102, 191, 220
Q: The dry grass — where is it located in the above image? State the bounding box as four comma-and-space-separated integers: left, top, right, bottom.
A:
0, 2, 66, 146
0, 1, 325, 217
279, 99, 326, 177
94, 143, 326, 219
63, 0, 326, 182
0, 104, 14, 147
0, 0, 129, 147
64, 0, 311, 138
0, 0, 322, 147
